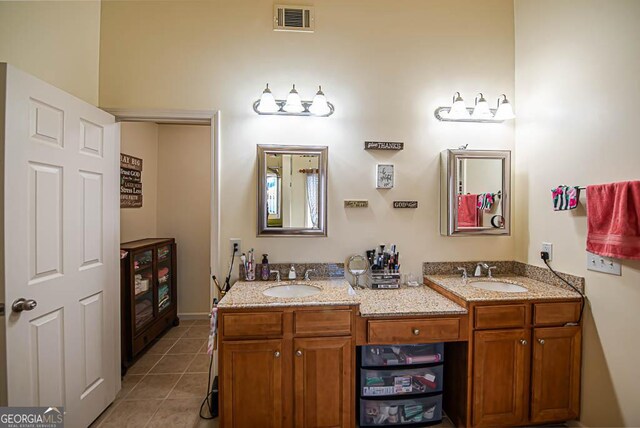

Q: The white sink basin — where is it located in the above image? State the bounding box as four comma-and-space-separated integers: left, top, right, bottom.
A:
470, 281, 527, 293
263, 284, 321, 298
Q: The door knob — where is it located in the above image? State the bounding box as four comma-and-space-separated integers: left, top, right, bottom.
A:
538, 339, 545, 345
295, 350, 303, 357
12, 298, 37, 313
520, 339, 528, 346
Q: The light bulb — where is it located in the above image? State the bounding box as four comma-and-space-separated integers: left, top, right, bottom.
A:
471, 93, 492, 119
494, 94, 515, 120
283, 84, 304, 113
256, 84, 279, 113
448, 92, 470, 119
309, 86, 331, 116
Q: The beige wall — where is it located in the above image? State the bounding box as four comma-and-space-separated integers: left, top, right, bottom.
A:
514, 1, 640, 426
100, 0, 516, 279
120, 122, 159, 243
0, 1, 101, 105
157, 125, 212, 315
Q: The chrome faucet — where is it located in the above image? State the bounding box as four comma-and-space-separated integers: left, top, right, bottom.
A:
270, 270, 281, 282
304, 269, 316, 281
457, 267, 468, 280
474, 263, 490, 277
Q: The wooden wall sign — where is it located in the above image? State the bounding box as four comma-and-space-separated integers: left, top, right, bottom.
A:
365, 141, 404, 151
344, 200, 369, 208
121, 153, 143, 208
393, 201, 418, 208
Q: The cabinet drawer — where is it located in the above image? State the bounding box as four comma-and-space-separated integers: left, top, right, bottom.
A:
222, 312, 283, 339
534, 302, 581, 326
294, 309, 352, 336
474, 304, 526, 329
368, 318, 460, 344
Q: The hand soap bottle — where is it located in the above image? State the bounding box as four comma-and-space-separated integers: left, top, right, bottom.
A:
260, 254, 270, 281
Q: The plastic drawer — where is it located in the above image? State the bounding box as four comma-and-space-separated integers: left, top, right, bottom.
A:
361, 343, 444, 367
361, 364, 443, 397
360, 394, 443, 426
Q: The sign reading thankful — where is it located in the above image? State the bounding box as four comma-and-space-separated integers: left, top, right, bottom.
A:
344, 200, 369, 208
365, 141, 404, 151
120, 153, 143, 208
393, 201, 418, 208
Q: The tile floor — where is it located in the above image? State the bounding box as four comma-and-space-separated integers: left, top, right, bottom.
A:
90, 319, 218, 428
90, 319, 455, 427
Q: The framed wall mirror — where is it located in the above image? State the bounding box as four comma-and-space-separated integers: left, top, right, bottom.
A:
440, 149, 511, 236
257, 145, 328, 236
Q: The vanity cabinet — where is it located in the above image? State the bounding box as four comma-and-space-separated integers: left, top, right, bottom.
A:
469, 302, 582, 428
218, 307, 355, 428
472, 329, 529, 427
293, 337, 353, 427
221, 340, 284, 428
530, 326, 581, 423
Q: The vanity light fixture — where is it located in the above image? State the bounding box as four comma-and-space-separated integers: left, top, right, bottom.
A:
435, 92, 515, 123
494, 94, 516, 120
253, 83, 335, 117
309, 86, 331, 116
283, 84, 304, 113
447, 92, 471, 119
256, 84, 279, 113
471, 93, 492, 120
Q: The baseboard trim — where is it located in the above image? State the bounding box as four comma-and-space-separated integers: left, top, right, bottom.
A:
567, 420, 587, 427
178, 312, 210, 320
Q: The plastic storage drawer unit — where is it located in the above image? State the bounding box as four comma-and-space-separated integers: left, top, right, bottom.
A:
361, 343, 444, 367
360, 394, 443, 426
361, 364, 444, 397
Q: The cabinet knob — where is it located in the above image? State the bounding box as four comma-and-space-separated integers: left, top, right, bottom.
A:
295, 350, 303, 357
412, 328, 420, 336
520, 339, 528, 345
274, 351, 280, 358
538, 339, 545, 345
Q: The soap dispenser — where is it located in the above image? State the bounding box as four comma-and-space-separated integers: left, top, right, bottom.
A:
288, 265, 297, 280
260, 254, 270, 281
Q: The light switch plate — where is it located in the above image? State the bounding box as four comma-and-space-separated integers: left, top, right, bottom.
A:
587, 252, 621, 276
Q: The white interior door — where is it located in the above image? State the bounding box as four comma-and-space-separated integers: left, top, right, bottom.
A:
1, 63, 120, 427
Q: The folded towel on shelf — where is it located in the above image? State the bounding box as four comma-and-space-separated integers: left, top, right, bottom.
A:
458, 194, 480, 227
587, 181, 640, 260
477, 193, 496, 210
552, 185, 581, 210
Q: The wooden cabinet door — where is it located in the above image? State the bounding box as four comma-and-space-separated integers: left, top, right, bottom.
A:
473, 329, 530, 427
221, 340, 283, 428
293, 337, 353, 428
530, 326, 581, 423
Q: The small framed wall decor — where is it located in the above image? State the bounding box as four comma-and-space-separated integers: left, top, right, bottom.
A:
376, 164, 394, 189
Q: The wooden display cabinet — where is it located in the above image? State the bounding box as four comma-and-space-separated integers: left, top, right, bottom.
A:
121, 238, 179, 371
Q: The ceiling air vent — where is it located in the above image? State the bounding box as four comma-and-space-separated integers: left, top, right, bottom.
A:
274, 5, 314, 32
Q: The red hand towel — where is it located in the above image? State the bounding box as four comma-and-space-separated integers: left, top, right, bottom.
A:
587, 181, 640, 260
458, 194, 480, 228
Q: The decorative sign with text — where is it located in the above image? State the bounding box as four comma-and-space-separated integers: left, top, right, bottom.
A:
393, 201, 418, 209
344, 200, 369, 208
365, 141, 404, 151
120, 153, 143, 208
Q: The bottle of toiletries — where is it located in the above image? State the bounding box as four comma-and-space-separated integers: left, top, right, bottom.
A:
261, 254, 270, 281
288, 265, 296, 280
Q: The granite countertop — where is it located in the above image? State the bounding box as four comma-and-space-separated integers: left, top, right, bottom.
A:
425, 275, 582, 302
217, 279, 359, 308
355, 285, 467, 317
218, 278, 468, 317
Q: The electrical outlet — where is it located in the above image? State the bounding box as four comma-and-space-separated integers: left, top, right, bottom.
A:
541, 242, 553, 262
587, 252, 622, 276
230, 239, 241, 254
